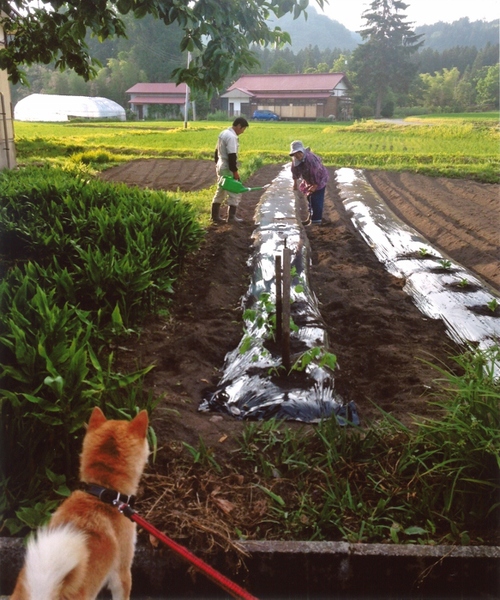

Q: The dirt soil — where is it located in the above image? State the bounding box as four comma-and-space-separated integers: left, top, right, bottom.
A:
102, 159, 499, 443
100, 159, 498, 553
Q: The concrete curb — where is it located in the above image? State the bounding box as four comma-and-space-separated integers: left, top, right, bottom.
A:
2, 537, 499, 598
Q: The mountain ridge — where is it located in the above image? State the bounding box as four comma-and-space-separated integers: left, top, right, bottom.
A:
273, 8, 498, 52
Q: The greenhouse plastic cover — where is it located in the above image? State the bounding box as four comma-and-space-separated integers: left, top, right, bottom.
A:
14, 93, 126, 122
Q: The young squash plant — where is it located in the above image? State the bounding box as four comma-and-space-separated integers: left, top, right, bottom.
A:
240, 266, 336, 376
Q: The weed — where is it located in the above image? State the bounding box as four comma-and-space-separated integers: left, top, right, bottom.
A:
232, 346, 499, 544
183, 437, 222, 473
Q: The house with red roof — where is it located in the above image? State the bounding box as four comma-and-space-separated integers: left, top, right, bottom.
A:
220, 73, 352, 121
126, 82, 188, 120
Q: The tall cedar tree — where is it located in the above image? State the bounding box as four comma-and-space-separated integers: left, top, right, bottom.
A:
352, 0, 423, 117
0, 0, 325, 94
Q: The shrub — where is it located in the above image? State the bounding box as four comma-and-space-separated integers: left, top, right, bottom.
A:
206, 110, 231, 121
0, 166, 204, 534
0, 166, 204, 325
355, 105, 374, 119
381, 100, 395, 118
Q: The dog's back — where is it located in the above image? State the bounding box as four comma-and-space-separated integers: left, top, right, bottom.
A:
11, 407, 149, 600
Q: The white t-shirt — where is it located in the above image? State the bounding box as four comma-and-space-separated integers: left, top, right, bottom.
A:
216, 127, 238, 171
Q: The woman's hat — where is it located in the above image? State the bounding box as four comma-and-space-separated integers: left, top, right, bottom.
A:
289, 140, 306, 156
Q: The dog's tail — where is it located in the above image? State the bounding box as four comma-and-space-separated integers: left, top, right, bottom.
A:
23, 525, 88, 600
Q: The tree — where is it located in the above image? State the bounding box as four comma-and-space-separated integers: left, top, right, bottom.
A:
0, 0, 325, 93
420, 67, 461, 111
476, 64, 500, 110
351, 0, 423, 117
331, 54, 350, 73
269, 57, 296, 74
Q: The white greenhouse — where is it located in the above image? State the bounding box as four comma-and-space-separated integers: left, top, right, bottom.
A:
14, 93, 126, 122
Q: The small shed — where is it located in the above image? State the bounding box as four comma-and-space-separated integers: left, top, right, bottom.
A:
14, 94, 126, 122
126, 83, 188, 120
220, 73, 353, 121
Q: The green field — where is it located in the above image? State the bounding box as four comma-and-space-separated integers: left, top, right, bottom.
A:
14, 113, 500, 183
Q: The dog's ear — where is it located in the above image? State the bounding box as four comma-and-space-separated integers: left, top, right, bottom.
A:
88, 406, 107, 430
129, 410, 149, 438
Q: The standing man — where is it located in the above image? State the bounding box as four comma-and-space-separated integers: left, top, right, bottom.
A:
289, 140, 329, 225
211, 117, 249, 224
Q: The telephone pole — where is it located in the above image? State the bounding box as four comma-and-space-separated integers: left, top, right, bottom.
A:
183, 51, 191, 129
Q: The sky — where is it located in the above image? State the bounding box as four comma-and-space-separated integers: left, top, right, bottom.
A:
315, 0, 499, 31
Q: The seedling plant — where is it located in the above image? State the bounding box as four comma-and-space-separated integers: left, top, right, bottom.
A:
240, 268, 336, 378
487, 298, 498, 313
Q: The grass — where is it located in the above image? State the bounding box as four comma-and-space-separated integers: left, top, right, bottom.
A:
14, 113, 500, 183
166, 346, 499, 547
411, 112, 500, 122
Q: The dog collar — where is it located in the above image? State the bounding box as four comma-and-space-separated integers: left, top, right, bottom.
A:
82, 483, 136, 508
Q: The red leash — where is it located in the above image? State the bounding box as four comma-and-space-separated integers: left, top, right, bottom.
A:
118, 503, 259, 600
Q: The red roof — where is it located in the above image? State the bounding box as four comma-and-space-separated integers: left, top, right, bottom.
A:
126, 83, 187, 94
256, 93, 332, 100
128, 96, 185, 105
227, 73, 347, 94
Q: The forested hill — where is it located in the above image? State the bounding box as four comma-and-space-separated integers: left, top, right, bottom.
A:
269, 11, 361, 52
275, 10, 498, 52
415, 18, 499, 51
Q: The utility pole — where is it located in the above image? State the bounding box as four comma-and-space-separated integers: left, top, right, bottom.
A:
183, 51, 191, 129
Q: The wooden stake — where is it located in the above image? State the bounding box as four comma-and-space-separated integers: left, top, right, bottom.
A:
282, 247, 292, 372
275, 254, 282, 342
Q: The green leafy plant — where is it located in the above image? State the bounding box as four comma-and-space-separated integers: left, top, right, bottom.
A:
291, 346, 337, 373
233, 346, 499, 544
183, 437, 222, 473
0, 166, 203, 534
240, 269, 334, 376
487, 298, 498, 312
0, 166, 204, 327
439, 259, 452, 269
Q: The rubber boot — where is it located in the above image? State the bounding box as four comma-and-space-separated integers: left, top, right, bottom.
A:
211, 203, 225, 224
227, 205, 244, 224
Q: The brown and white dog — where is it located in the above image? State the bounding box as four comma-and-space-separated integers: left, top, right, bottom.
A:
11, 406, 149, 600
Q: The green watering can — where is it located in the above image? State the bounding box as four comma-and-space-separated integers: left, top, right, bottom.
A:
218, 175, 269, 193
